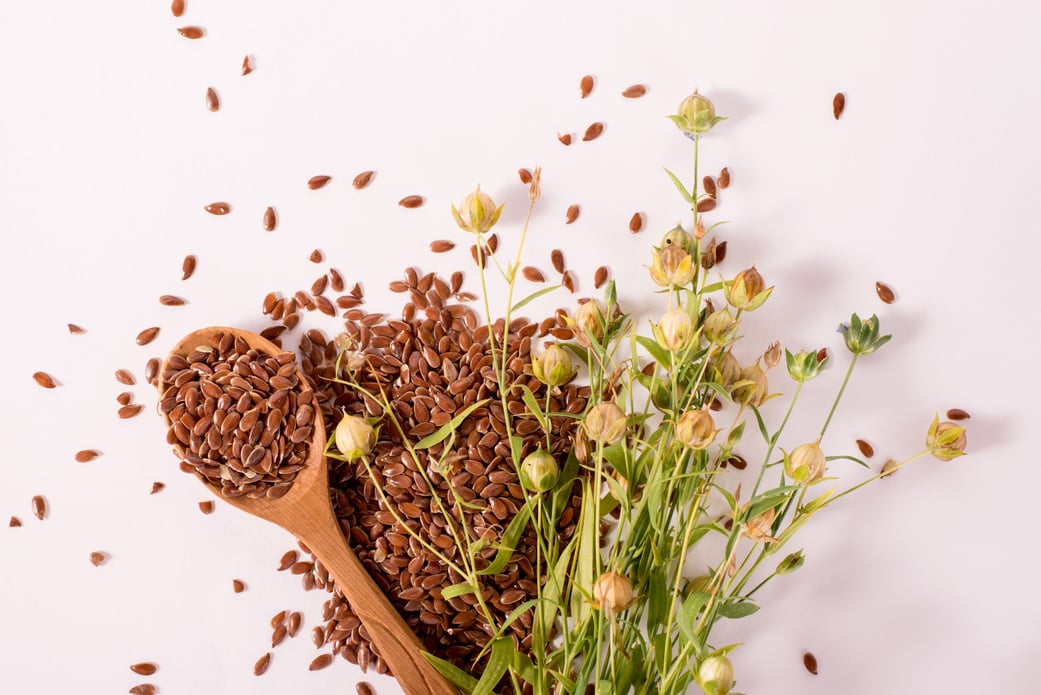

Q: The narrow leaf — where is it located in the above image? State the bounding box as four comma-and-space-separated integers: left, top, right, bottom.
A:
664, 167, 694, 204
415, 399, 490, 449
422, 652, 479, 693
477, 503, 532, 575
472, 637, 512, 695
511, 284, 560, 313
442, 582, 477, 600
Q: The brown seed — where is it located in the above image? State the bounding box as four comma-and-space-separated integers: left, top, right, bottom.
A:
309, 249, 323, 263
89, 551, 106, 566
352, 170, 375, 189
278, 550, 298, 571
621, 84, 647, 98
118, 404, 144, 419
270, 610, 287, 629
309, 653, 334, 671
136, 327, 160, 346
557, 132, 572, 146
718, 167, 731, 189
696, 197, 717, 213
33, 371, 57, 388
145, 357, 160, 385
241, 54, 254, 75
204, 202, 230, 215
114, 368, 135, 385
726, 454, 748, 470
311, 275, 328, 296
521, 266, 545, 283
561, 270, 575, 293
594, 266, 608, 289
159, 295, 186, 307
518, 168, 532, 184
31, 495, 46, 520
550, 249, 565, 274
833, 92, 845, 119
565, 204, 580, 224
579, 74, 594, 98
875, 281, 896, 304
288, 611, 302, 637
855, 439, 875, 458
205, 87, 220, 112
582, 122, 604, 141
429, 240, 455, 253
356, 682, 376, 695
714, 240, 728, 264
75, 449, 100, 463
171, 0, 184, 18
182, 254, 196, 280
628, 212, 643, 233
177, 26, 204, 39
881, 458, 898, 478
399, 195, 424, 208
703, 176, 717, 197
263, 207, 277, 232
254, 652, 272, 676
150, 482, 165, 495
130, 663, 157, 676
308, 175, 331, 190
232, 579, 245, 593
803, 651, 819, 675
198, 500, 215, 515
946, 408, 971, 421
129, 685, 157, 695
9, 516, 21, 527
816, 347, 829, 363
67, 323, 85, 334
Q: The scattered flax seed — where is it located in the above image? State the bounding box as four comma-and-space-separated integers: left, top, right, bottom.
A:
388, 280, 409, 293
561, 271, 576, 293
263, 207, 277, 231
287, 611, 302, 637
145, 358, 160, 386
579, 74, 594, 98
232, 579, 245, 593
726, 454, 748, 470
128, 685, 157, 695
833, 92, 846, 120
352, 170, 375, 189
182, 254, 196, 280
557, 132, 572, 146
67, 323, 85, 335
565, 205, 580, 224
75, 449, 100, 463
136, 327, 160, 346
150, 482, 165, 495
89, 552, 107, 566
204, 202, 230, 215
130, 663, 157, 676
198, 500, 215, 515
855, 439, 875, 458
816, 347, 829, 363
621, 84, 647, 98
118, 404, 144, 419
171, 0, 184, 18
696, 197, 717, 213
308, 175, 331, 190
582, 122, 604, 141
308, 249, 323, 263
270, 610, 287, 628
875, 281, 896, 304
278, 550, 298, 571
254, 652, 272, 676
350, 282, 363, 298
31, 495, 46, 520
594, 266, 609, 289
429, 240, 455, 253
550, 249, 565, 274
718, 167, 731, 189
115, 369, 135, 385
159, 295, 186, 306
522, 267, 545, 283
356, 683, 376, 695
241, 55, 253, 75
309, 654, 334, 671
399, 195, 424, 208
33, 371, 57, 388
328, 268, 345, 292
881, 459, 898, 478
518, 168, 533, 184
715, 240, 728, 264
311, 275, 328, 296
803, 651, 819, 675
177, 26, 204, 39
205, 87, 220, 112
702, 176, 717, 198
946, 408, 971, 421
629, 212, 643, 233
9, 516, 21, 527
272, 625, 288, 647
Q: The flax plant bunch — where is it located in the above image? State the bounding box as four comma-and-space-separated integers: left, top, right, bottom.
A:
329, 89, 968, 695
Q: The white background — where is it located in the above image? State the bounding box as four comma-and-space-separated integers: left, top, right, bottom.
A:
1, 1, 1036, 693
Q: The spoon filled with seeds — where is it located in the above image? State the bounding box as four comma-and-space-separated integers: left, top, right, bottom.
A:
157, 327, 456, 695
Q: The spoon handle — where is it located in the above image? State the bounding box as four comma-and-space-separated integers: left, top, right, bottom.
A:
294, 510, 458, 695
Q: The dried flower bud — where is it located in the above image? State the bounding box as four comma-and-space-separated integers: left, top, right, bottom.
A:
926, 414, 967, 461
592, 570, 633, 613
660, 224, 694, 253
785, 442, 827, 483
650, 245, 695, 288
531, 343, 576, 387
583, 402, 627, 445
572, 299, 607, 346
676, 409, 718, 449
574, 427, 592, 464
713, 351, 742, 392
725, 266, 772, 311
334, 414, 375, 461
451, 185, 504, 234
744, 507, 777, 542
654, 307, 694, 352
763, 342, 782, 369
776, 549, 805, 575
528, 166, 542, 204
704, 308, 739, 346
732, 362, 770, 407
670, 90, 723, 136
697, 654, 735, 695
694, 215, 706, 240
520, 449, 559, 492
700, 237, 717, 270
841, 313, 892, 356
785, 348, 827, 383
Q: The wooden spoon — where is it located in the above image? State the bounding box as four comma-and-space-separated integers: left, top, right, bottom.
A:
159, 327, 456, 695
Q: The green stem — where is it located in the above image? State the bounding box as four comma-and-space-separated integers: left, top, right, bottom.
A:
819, 353, 858, 440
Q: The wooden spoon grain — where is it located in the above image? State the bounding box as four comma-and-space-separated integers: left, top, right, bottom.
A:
158, 327, 456, 695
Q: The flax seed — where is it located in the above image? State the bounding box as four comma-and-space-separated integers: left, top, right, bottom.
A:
833, 93, 845, 119
594, 266, 608, 289
198, 500, 214, 514
150, 482, 165, 494
561, 270, 575, 293
579, 74, 594, 98
171, 0, 184, 18
263, 207, 277, 231
67, 323, 85, 334
177, 26, 204, 39
521, 266, 545, 283
206, 87, 220, 112
399, 195, 424, 208
75, 449, 99, 463
254, 652, 271, 676
565, 204, 579, 224
875, 281, 895, 304
557, 132, 572, 146
242, 54, 253, 75
89, 551, 106, 566
135, 327, 159, 347
31, 495, 46, 520
582, 122, 604, 141
308, 175, 331, 190
855, 439, 874, 458
309, 249, 323, 263
352, 170, 375, 189
803, 651, 819, 674
946, 408, 970, 420
629, 212, 643, 233
204, 202, 230, 215
33, 371, 57, 388
696, 197, 716, 213
130, 663, 157, 676
129, 685, 157, 695
718, 167, 731, 188
9, 517, 20, 527
518, 168, 532, 184
429, 240, 455, 253
703, 176, 717, 197
119, 404, 144, 418
550, 249, 565, 274
182, 254, 196, 280
309, 653, 334, 671
621, 84, 646, 98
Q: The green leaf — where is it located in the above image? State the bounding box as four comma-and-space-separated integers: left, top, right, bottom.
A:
663, 167, 695, 204
472, 637, 512, 695
645, 570, 668, 630
826, 453, 870, 469
717, 600, 760, 619
749, 404, 771, 443
422, 651, 479, 693
676, 591, 710, 646
442, 582, 477, 600
511, 284, 560, 313
518, 384, 549, 433
571, 478, 601, 624
414, 399, 491, 449
477, 502, 532, 575
726, 421, 745, 449
636, 334, 672, 368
